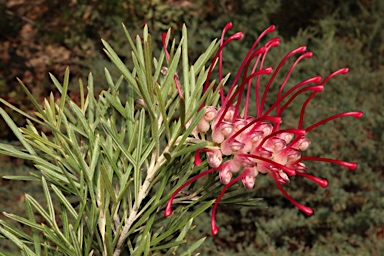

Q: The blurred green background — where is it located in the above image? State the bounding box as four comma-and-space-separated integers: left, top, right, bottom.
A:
0, 0, 383, 254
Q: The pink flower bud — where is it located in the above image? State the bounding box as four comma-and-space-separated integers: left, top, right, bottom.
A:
197, 119, 210, 133
292, 162, 307, 173
221, 139, 244, 155
264, 137, 286, 153
292, 136, 311, 151
204, 106, 218, 121
212, 121, 234, 143
219, 167, 233, 184
275, 170, 290, 184
207, 149, 223, 168
258, 122, 273, 136
242, 167, 258, 189
276, 132, 294, 143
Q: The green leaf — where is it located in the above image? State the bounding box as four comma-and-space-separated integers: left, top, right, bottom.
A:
100, 164, 117, 204
16, 78, 48, 121
132, 52, 155, 118
69, 225, 82, 256
153, 73, 171, 142
176, 218, 193, 243
0, 98, 45, 126
135, 108, 146, 164
0, 108, 36, 155
36, 164, 77, 188
220, 192, 265, 207
101, 39, 140, 96
69, 101, 92, 136
60, 203, 70, 239
161, 38, 183, 101
192, 39, 219, 75
151, 200, 214, 246
51, 184, 78, 218
104, 67, 116, 92
179, 237, 206, 256
182, 24, 190, 102
1, 213, 42, 232
79, 77, 86, 111
100, 118, 136, 167
172, 109, 205, 151
136, 35, 145, 68
21, 128, 63, 152
40, 225, 73, 254
41, 177, 56, 225
89, 133, 100, 182
132, 232, 151, 256
122, 23, 139, 60
57, 67, 70, 127
151, 241, 185, 251
2, 176, 40, 181
103, 92, 127, 117
0, 225, 36, 255
138, 140, 156, 174
172, 141, 207, 159
144, 35, 154, 102
25, 195, 54, 227
87, 72, 95, 126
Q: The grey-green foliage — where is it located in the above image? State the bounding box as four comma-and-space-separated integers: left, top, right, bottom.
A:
0, 24, 230, 255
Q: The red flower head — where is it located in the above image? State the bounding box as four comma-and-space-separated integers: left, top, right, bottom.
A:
164, 22, 363, 235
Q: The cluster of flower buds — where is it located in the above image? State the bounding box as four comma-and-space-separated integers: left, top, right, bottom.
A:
164, 22, 363, 235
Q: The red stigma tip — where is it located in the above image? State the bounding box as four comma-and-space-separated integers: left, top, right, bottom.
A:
296, 172, 328, 188
354, 111, 364, 118
346, 162, 357, 170
319, 179, 329, 188
194, 158, 202, 166
292, 46, 307, 54
224, 22, 233, 30
310, 176, 329, 188
211, 202, 220, 235
264, 67, 273, 74
164, 202, 173, 217
194, 150, 203, 166
314, 85, 324, 92
232, 32, 244, 40
211, 222, 219, 236
300, 205, 314, 216
303, 51, 313, 58
339, 111, 364, 119
266, 38, 280, 48
310, 76, 322, 84
267, 24, 276, 32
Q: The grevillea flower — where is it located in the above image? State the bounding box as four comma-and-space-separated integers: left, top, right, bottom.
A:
164, 22, 363, 235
